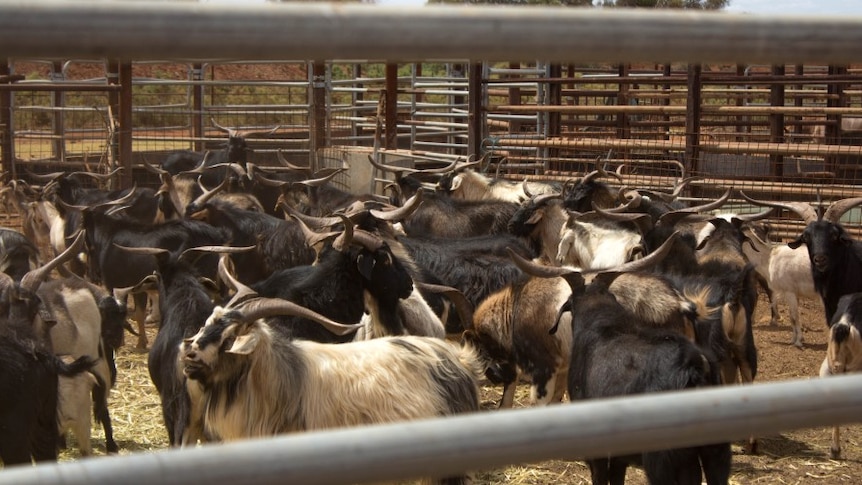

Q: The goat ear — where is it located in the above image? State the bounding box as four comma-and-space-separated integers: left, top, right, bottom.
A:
227, 331, 260, 355
449, 175, 463, 192
525, 211, 543, 225
356, 253, 376, 280
787, 237, 804, 249
841, 232, 855, 246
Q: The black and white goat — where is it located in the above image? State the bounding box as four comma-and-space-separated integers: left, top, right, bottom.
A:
180, 267, 480, 484
0, 233, 95, 466
741, 192, 862, 325
819, 292, 862, 459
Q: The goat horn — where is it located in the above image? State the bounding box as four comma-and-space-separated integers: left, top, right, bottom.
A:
67, 167, 123, 182
189, 175, 229, 210
582, 158, 623, 185
415, 282, 474, 332
332, 215, 355, 252
369, 190, 423, 222
823, 197, 862, 224
231, 124, 281, 139
292, 168, 345, 189
20, 230, 85, 293
24, 170, 65, 184
682, 187, 732, 213
276, 149, 311, 172
735, 207, 774, 223
739, 191, 819, 225
210, 117, 238, 138
507, 248, 573, 278
113, 273, 160, 303
218, 254, 259, 308
616, 187, 643, 209
290, 214, 342, 248
178, 245, 256, 264
233, 297, 361, 336
589, 204, 654, 234
670, 176, 702, 199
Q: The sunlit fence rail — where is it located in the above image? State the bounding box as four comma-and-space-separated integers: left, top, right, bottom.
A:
3, 3, 862, 482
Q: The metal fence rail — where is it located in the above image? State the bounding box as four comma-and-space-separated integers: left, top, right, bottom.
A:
2, 2, 862, 64
1, 374, 861, 485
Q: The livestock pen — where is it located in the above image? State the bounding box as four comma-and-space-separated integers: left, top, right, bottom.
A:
3, 2, 862, 484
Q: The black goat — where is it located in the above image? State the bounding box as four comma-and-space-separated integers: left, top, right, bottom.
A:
248, 222, 414, 342
741, 192, 862, 325
562, 273, 731, 485
0, 227, 40, 282
79, 201, 230, 349
187, 198, 316, 285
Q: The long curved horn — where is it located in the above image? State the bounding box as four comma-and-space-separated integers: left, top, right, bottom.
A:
369, 190, 424, 222
367, 155, 459, 176
211, 117, 238, 137
739, 191, 819, 225
20, 230, 85, 293
218, 254, 259, 308
232, 297, 361, 336
58, 184, 139, 213
67, 167, 123, 183
415, 282, 474, 332
178, 245, 256, 264
331, 215, 355, 252
681, 187, 732, 213
23, 170, 66, 184
823, 197, 862, 224
289, 214, 341, 248
232, 124, 281, 139
188, 175, 229, 210
581, 158, 623, 185
276, 149, 312, 172
735, 207, 775, 222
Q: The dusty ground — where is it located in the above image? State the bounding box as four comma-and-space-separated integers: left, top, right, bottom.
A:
50, 288, 861, 484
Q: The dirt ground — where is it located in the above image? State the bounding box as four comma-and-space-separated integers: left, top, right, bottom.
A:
50, 287, 859, 485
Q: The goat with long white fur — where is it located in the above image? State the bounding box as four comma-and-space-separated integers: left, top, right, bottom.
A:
180, 268, 480, 485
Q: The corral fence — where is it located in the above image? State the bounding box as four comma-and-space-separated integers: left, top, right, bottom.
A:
2, 2, 862, 483
5, 59, 862, 238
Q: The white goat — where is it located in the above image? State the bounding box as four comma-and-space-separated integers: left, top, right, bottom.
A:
57, 355, 98, 457
556, 216, 644, 270
741, 224, 821, 348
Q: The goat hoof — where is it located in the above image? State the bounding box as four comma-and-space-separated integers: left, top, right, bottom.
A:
831, 447, 842, 460
106, 442, 120, 454
745, 439, 759, 455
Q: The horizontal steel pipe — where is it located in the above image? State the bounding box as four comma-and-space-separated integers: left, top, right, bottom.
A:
0, 2, 862, 63
2, 374, 862, 485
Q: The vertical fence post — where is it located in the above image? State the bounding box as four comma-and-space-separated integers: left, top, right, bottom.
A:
384, 63, 398, 150
106, 59, 119, 179
0, 59, 14, 179
468, 62, 484, 160
769, 64, 785, 177
311, 61, 326, 170
684, 63, 702, 177
192, 62, 204, 152
616, 63, 631, 163
547, 63, 561, 173
118, 60, 133, 188
51, 60, 66, 162
825, 65, 847, 176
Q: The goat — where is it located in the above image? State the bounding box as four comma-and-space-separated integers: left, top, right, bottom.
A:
180, 281, 479, 484
76, 191, 231, 349
435, 154, 560, 203
56, 355, 99, 457
741, 223, 821, 347
115, 245, 249, 447
0, 227, 40, 282
819, 292, 862, 459
0, 233, 95, 466
560, 271, 731, 485
161, 120, 280, 185
464, 234, 696, 409
39, 276, 128, 454
741, 192, 862, 325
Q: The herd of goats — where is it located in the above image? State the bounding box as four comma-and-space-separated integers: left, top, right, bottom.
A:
2, 127, 862, 485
